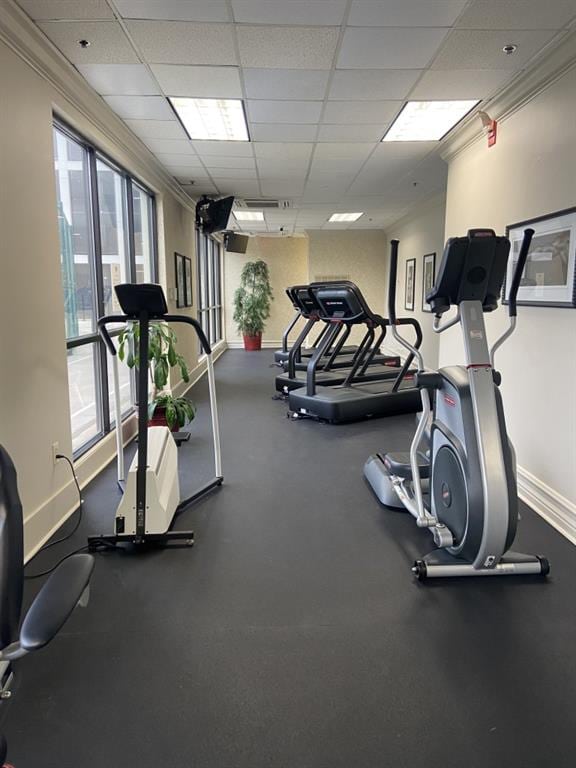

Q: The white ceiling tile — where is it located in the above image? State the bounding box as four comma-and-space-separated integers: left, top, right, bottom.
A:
257, 160, 309, 178
76, 64, 161, 95
310, 156, 367, 174
314, 143, 376, 160
124, 119, 187, 139
317, 125, 386, 142
456, 0, 576, 30
323, 101, 401, 125
192, 140, 254, 156
115, 1, 230, 21
164, 166, 210, 177
338, 27, 450, 69
431, 30, 556, 70
371, 142, 437, 161
260, 180, 306, 196
243, 69, 330, 100
302, 190, 346, 204
143, 138, 197, 154
232, 0, 347, 25
237, 26, 339, 69
154, 152, 203, 165
38, 21, 138, 64
348, 0, 468, 27
150, 65, 242, 98
217, 180, 261, 196
250, 124, 318, 142
329, 69, 421, 100
409, 69, 514, 99
248, 100, 322, 124
210, 169, 258, 179
203, 156, 255, 169
126, 21, 237, 65
253, 143, 314, 161
103, 95, 174, 119
18, 1, 114, 19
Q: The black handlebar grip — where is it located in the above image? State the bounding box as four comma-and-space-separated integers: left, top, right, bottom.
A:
509, 228, 534, 317
388, 240, 400, 324
163, 315, 212, 355
97, 315, 128, 356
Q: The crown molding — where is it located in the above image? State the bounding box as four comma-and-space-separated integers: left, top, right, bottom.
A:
0, 0, 196, 211
440, 28, 576, 163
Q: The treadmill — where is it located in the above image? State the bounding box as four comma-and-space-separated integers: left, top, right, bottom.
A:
288, 281, 422, 423
274, 284, 358, 366
276, 284, 401, 394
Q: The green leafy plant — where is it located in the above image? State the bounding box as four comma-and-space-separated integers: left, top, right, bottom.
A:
118, 321, 196, 430
233, 260, 274, 336
148, 393, 196, 431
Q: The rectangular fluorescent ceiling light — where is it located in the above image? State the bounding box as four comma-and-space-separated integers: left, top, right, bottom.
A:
383, 100, 479, 142
234, 211, 264, 221
329, 212, 363, 222
169, 97, 249, 141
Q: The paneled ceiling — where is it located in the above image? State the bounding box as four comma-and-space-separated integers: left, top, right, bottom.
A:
16, 0, 576, 232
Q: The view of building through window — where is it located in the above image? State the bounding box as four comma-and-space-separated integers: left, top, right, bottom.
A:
196, 231, 223, 348
53, 124, 156, 454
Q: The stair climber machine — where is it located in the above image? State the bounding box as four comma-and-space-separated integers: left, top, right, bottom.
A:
88, 283, 222, 550
364, 230, 550, 580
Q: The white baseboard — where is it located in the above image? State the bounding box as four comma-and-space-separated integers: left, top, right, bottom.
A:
517, 466, 576, 546
227, 340, 280, 349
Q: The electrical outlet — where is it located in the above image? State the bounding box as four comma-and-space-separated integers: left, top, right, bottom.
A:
51, 441, 60, 465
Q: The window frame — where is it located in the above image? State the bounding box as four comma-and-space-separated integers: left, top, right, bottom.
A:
54, 119, 158, 458
196, 229, 223, 349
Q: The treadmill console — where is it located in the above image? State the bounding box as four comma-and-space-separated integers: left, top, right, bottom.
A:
313, 286, 366, 321
115, 283, 168, 319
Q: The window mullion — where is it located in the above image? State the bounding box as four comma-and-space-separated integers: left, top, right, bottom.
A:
126, 176, 137, 281
87, 147, 110, 433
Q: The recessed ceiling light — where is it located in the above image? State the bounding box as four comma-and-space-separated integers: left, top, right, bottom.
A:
329, 212, 364, 222
383, 100, 480, 142
169, 97, 249, 142
234, 211, 264, 221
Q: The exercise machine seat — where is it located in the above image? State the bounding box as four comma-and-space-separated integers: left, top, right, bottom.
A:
19, 554, 94, 653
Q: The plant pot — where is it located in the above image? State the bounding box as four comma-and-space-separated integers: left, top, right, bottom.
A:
243, 333, 262, 351
149, 406, 179, 432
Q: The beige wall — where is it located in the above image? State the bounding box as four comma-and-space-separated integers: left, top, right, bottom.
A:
387, 194, 446, 369
224, 235, 309, 345
307, 229, 389, 346
442, 65, 576, 526
0, 32, 209, 558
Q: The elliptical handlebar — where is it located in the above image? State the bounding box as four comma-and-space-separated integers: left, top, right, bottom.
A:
489, 227, 534, 368
387, 239, 425, 372
508, 228, 534, 317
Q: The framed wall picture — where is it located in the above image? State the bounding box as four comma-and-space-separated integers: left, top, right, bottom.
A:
184, 256, 193, 308
405, 258, 416, 311
504, 207, 576, 308
175, 252, 186, 308
422, 252, 436, 312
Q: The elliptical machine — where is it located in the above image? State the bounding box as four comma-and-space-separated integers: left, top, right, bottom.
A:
364, 229, 549, 579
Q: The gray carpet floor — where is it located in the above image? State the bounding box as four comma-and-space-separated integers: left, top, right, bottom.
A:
4, 349, 576, 768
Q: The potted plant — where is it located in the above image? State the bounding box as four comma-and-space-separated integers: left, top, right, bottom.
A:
233, 259, 274, 351
117, 321, 196, 432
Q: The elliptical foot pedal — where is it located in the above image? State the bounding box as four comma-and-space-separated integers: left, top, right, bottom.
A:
381, 451, 430, 479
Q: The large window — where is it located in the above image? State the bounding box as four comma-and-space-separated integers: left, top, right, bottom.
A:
54, 123, 157, 455
196, 231, 223, 347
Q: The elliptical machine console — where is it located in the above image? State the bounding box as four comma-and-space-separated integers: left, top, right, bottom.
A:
364, 229, 549, 579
